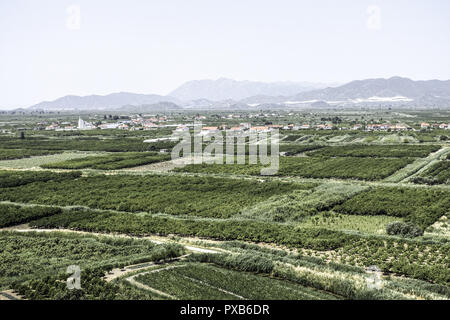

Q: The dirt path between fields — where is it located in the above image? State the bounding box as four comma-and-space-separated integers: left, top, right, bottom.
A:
124, 264, 246, 300
104, 254, 190, 283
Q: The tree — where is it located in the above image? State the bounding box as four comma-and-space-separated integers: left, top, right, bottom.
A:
386, 221, 423, 238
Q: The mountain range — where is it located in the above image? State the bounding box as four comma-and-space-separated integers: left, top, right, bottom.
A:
29, 92, 180, 111
27, 77, 450, 111
168, 78, 332, 101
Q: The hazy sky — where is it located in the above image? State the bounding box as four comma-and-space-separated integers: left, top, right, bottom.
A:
1, 0, 449, 109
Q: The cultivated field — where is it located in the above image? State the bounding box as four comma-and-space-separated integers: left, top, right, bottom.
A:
0, 110, 449, 300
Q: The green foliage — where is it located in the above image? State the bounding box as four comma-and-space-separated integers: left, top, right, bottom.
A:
240, 183, 367, 222
30, 207, 355, 251
283, 135, 302, 141
308, 145, 440, 158
0, 231, 185, 289
177, 156, 415, 181
279, 144, 323, 155
340, 238, 450, 285
412, 161, 450, 185
0, 149, 62, 160
0, 173, 313, 218
146, 140, 178, 152
13, 268, 120, 300
0, 136, 150, 152
0, 170, 82, 188
189, 252, 275, 274
0, 204, 62, 227
334, 187, 450, 228
386, 221, 424, 238
192, 243, 450, 298
41, 152, 171, 170
135, 262, 338, 300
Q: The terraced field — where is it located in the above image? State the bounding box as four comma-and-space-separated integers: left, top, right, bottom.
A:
0, 113, 449, 302
134, 263, 340, 300
175, 156, 415, 180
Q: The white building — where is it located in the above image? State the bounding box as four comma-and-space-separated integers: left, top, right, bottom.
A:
78, 117, 95, 130
98, 123, 119, 130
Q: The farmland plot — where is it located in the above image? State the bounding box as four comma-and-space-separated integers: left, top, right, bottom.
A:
175, 157, 415, 181
0, 203, 62, 228
334, 187, 450, 228
0, 152, 102, 169
0, 231, 184, 289
0, 173, 314, 218
307, 145, 440, 158
412, 161, 450, 185
0, 149, 62, 160
41, 152, 171, 170
134, 263, 338, 300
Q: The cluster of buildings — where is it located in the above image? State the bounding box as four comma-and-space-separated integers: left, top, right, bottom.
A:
364, 123, 410, 131
44, 116, 172, 131
44, 122, 77, 131
174, 123, 333, 135
187, 122, 450, 134
420, 122, 450, 130
44, 118, 97, 131
189, 123, 283, 135
357, 122, 450, 131
41, 116, 450, 133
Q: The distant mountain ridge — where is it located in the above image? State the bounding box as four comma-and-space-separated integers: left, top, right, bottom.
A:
29, 92, 180, 111
290, 77, 450, 101
168, 78, 333, 101
26, 77, 450, 111
243, 77, 450, 107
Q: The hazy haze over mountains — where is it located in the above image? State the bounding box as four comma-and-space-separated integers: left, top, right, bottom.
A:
29, 93, 179, 111
168, 78, 334, 101
26, 77, 450, 111
2, 1, 450, 109
290, 77, 450, 101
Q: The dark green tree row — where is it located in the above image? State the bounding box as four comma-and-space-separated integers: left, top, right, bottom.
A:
176, 156, 414, 181
0, 149, 62, 160
412, 161, 450, 185
0, 173, 314, 218
0, 170, 81, 188
30, 208, 355, 251
279, 144, 323, 155
334, 187, 450, 229
308, 145, 441, 158
0, 204, 62, 227
0, 136, 160, 152
41, 152, 171, 170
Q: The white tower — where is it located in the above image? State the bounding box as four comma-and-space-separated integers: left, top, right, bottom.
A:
78, 117, 85, 129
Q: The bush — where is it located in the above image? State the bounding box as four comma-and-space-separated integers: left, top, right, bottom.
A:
0, 204, 62, 228
189, 252, 275, 273
386, 221, 424, 238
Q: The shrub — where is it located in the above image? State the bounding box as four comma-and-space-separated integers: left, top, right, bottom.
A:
386, 221, 424, 238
